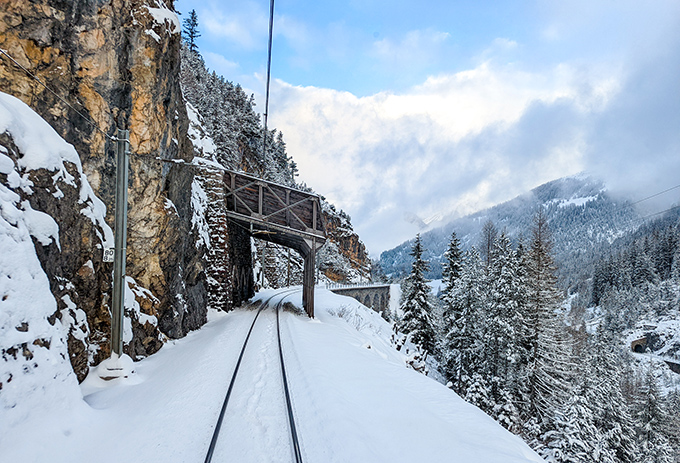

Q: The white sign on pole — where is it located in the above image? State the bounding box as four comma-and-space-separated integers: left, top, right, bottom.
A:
103, 248, 115, 263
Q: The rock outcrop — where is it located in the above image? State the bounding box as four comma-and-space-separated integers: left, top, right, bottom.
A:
0, 0, 207, 375
318, 202, 371, 283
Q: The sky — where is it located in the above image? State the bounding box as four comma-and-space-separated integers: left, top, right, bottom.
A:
178, 0, 680, 256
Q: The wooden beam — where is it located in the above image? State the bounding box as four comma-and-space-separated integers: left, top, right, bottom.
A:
286, 189, 291, 228
313, 199, 317, 231
302, 246, 315, 318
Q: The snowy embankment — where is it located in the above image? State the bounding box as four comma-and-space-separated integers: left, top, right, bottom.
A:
2, 286, 542, 462
0, 92, 110, 434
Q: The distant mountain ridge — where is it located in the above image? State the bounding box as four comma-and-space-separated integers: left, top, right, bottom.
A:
379, 174, 640, 288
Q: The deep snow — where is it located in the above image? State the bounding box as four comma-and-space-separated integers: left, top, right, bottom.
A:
2, 287, 543, 463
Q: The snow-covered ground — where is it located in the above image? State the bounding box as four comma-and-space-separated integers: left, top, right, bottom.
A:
1, 288, 543, 462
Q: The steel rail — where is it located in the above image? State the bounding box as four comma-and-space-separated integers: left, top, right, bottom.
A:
275, 295, 304, 463
204, 288, 301, 463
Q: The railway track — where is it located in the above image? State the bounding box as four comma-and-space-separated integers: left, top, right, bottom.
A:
204, 289, 303, 463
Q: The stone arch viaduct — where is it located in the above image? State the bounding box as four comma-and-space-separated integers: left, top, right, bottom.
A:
328, 284, 391, 318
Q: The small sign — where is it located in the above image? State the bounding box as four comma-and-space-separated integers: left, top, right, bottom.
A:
103, 248, 115, 263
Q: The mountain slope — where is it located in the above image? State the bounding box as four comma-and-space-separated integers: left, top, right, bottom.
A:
380, 174, 639, 287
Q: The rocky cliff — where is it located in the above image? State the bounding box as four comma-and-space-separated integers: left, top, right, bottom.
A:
0, 0, 206, 378
318, 202, 371, 283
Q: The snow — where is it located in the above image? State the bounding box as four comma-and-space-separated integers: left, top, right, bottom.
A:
0, 92, 113, 249
0, 174, 82, 434
145, 28, 162, 42
548, 195, 598, 209
1, 288, 543, 462
191, 178, 210, 249
21, 199, 60, 249
427, 278, 443, 294
145, 1, 180, 35
186, 102, 218, 158
122, 276, 160, 348
0, 92, 116, 441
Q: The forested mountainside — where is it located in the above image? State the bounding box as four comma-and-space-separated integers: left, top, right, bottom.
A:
380, 174, 639, 289
585, 208, 680, 362
0, 0, 369, 396
391, 206, 680, 462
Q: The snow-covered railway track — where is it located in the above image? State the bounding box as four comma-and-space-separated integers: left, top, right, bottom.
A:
204, 288, 304, 463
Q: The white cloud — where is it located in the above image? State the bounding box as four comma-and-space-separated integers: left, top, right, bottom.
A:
203, 52, 240, 75
370, 28, 451, 70
268, 61, 621, 254
201, 1, 268, 49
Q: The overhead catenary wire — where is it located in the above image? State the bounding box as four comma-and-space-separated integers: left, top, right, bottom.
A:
624, 182, 680, 225
0, 48, 118, 141
632, 182, 680, 205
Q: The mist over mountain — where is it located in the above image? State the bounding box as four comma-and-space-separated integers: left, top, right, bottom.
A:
379, 174, 640, 288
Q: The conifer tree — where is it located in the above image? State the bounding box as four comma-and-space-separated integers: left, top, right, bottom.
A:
586, 329, 639, 463
442, 248, 484, 395
523, 209, 571, 428
442, 231, 462, 300
671, 247, 680, 281
635, 363, 675, 463
182, 9, 201, 52
542, 385, 616, 463
480, 220, 498, 271
396, 234, 436, 354
483, 233, 521, 407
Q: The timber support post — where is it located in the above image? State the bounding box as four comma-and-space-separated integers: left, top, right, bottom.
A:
302, 239, 317, 318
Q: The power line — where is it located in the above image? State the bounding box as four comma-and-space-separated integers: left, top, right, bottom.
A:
632, 183, 680, 205
641, 204, 680, 221
0, 48, 118, 141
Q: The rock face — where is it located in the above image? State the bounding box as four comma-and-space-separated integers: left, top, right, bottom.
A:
318, 202, 371, 283
0, 92, 115, 387
0, 0, 207, 376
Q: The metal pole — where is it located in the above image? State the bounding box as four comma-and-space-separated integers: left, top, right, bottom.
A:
111, 129, 129, 357
261, 0, 275, 172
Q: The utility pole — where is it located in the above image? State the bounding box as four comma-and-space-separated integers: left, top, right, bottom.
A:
261, 0, 275, 172
111, 129, 129, 358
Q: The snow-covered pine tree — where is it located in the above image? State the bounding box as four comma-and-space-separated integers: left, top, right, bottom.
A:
671, 246, 680, 281
182, 9, 201, 52
483, 233, 522, 418
665, 389, 680, 456
439, 230, 462, 360
442, 231, 462, 301
465, 372, 493, 412
480, 220, 498, 272
634, 362, 675, 463
396, 234, 436, 355
541, 384, 616, 463
586, 329, 639, 463
442, 248, 484, 396
522, 209, 571, 431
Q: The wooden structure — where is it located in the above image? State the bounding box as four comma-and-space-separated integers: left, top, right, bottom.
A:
224, 170, 325, 317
